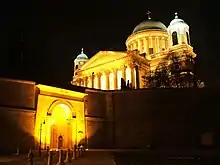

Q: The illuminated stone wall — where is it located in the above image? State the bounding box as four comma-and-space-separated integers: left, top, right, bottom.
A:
72, 51, 149, 90
35, 85, 86, 150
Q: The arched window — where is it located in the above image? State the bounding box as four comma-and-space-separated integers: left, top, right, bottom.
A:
75, 65, 78, 70
186, 32, 190, 45
172, 31, 178, 46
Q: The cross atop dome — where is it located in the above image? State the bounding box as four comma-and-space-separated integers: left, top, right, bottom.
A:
175, 12, 178, 19
147, 11, 151, 20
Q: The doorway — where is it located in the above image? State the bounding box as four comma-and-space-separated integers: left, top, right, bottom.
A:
58, 135, 64, 149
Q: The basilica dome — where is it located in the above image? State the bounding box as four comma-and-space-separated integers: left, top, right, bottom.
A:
132, 20, 167, 33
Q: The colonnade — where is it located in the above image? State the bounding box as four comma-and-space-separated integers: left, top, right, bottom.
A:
77, 66, 138, 90
127, 36, 168, 55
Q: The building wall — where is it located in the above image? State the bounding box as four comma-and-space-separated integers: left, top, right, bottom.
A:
0, 108, 35, 154
84, 90, 110, 148
85, 88, 220, 149
35, 86, 86, 149
0, 78, 36, 154
111, 88, 220, 149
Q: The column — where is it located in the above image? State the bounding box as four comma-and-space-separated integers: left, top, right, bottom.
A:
144, 38, 147, 54
165, 38, 168, 48
156, 37, 160, 53
91, 74, 94, 88
146, 38, 149, 55
105, 72, 110, 90
153, 37, 156, 54
113, 69, 118, 90
130, 65, 135, 88
160, 37, 164, 51
97, 73, 101, 89
84, 77, 88, 87
78, 79, 82, 86
137, 39, 141, 52
135, 41, 138, 50
149, 37, 152, 49
135, 66, 140, 89
121, 66, 126, 81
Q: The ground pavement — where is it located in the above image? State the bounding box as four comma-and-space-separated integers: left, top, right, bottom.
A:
0, 151, 115, 165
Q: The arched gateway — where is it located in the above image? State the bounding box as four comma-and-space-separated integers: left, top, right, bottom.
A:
48, 101, 73, 149
34, 84, 87, 150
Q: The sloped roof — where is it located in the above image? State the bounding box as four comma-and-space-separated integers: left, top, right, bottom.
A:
80, 51, 127, 71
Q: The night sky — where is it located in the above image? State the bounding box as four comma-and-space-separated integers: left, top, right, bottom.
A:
0, 0, 218, 88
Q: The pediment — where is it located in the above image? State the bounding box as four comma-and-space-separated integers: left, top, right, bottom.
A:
80, 51, 127, 70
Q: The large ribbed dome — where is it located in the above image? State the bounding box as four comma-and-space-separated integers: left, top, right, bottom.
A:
132, 20, 167, 33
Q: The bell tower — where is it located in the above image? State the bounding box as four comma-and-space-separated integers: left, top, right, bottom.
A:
73, 48, 88, 76
168, 13, 191, 47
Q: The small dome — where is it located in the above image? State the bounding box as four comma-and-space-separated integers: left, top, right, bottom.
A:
169, 13, 188, 26
133, 20, 167, 33
75, 48, 88, 60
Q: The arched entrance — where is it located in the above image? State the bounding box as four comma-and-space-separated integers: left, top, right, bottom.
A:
58, 135, 64, 149
49, 103, 73, 149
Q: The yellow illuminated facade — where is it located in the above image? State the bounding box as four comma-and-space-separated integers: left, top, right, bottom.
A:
34, 84, 87, 150
72, 13, 196, 89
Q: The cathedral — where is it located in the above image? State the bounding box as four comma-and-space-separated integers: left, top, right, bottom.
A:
1, 12, 215, 154
71, 12, 196, 90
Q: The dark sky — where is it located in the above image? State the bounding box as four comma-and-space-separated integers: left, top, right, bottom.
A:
0, 0, 218, 88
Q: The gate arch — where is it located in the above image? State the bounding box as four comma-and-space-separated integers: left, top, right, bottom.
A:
47, 99, 76, 117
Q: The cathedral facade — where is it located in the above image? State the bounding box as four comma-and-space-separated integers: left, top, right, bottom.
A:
71, 13, 196, 90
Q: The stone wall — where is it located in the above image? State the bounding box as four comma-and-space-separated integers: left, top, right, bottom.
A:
0, 78, 36, 109
0, 107, 35, 154
84, 90, 109, 148
0, 78, 37, 154
112, 88, 220, 149
86, 88, 220, 149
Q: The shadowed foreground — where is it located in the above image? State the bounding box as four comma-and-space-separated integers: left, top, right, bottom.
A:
1, 149, 220, 165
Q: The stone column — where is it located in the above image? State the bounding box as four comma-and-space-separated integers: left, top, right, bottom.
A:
135, 41, 138, 50
78, 79, 82, 86
149, 37, 152, 49
137, 39, 141, 52
144, 38, 147, 54
160, 38, 163, 50
121, 66, 126, 81
153, 37, 156, 54
129, 65, 135, 88
97, 73, 101, 89
113, 69, 118, 90
165, 38, 168, 49
105, 71, 110, 90
156, 37, 160, 53
84, 77, 88, 87
147, 38, 150, 55
91, 74, 94, 88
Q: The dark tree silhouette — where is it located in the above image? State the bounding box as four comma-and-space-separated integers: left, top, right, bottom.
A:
142, 53, 202, 88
